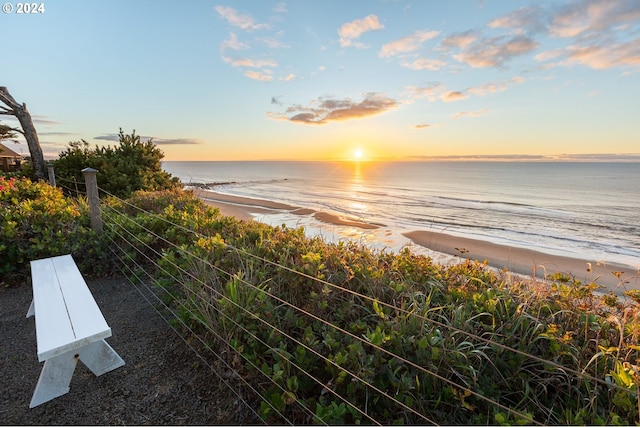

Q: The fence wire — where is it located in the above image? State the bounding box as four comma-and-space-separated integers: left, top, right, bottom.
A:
55, 175, 86, 197
96, 186, 637, 425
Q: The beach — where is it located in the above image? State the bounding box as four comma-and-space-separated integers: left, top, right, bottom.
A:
402, 230, 638, 292
197, 188, 381, 228
193, 188, 640, 295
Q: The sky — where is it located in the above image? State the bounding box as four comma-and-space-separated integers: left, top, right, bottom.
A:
1, 0, 640, 161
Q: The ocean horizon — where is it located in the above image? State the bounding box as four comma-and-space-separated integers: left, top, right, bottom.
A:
162, 160, 640, 270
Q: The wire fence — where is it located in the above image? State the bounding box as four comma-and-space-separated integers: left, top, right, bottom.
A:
93, 185, 639, 425
55, 175, 86, 197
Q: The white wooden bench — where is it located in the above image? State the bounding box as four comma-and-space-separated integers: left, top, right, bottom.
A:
26, 254, 125, 408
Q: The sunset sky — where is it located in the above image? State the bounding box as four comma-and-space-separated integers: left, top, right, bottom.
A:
2, 0, 640, 161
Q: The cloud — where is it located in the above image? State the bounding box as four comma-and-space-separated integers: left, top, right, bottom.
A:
152, 138, 202, 145
30, 116, 60, 126
467, 76, 525, 96
441, 91, 466, 102
414, 124, 431, 129
245, 70, 273, 81
338, 15, 384, 48
486, 1, 640, 72
270, 93, 398, 125
93, 134, 127, 142
536, 38, 640, 70
453, 35, 539, 68
221, 55, 278, 81
257, 35, 290, 49
405, 84, 444, 102
564, 39, 640, 69
406, 154, 549, 161
216, 7, 291, 82
214, 5, 269, 31
488, 6, 547, 34
280, 73, 296, 81
94, 134, 201, 145
408, 153, 640, 162
38, 131, 77, 136
223, 57, 278, 68
401, 58, 447, 71
407, 77, 524, 103
451, 109, 489, 119
553, 153, 640, 162
379, 30, 440, 57
534, 48, 564, 62
441, 30, 478, 49
439, 1, 638, 74
549, 0, 640, 38
0, 118, 20, 132
273, 2, 287, 13
220, 33, 248, 52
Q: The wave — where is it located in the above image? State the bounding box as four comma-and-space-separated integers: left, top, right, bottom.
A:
191, 178, 292, 188
164, 161, 640, 266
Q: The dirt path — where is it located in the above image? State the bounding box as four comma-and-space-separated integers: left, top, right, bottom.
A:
0, 277, 261, 425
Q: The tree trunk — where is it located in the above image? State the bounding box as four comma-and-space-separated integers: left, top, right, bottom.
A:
0, 86, 47, 180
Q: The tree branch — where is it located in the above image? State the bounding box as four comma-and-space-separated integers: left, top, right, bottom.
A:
0, 86, 20, 109
0, 86, 47, 179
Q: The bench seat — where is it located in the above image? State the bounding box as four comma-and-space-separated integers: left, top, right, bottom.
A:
26, 254, 125, 408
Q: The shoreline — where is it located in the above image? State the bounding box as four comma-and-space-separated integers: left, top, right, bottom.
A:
191, 187, 639, 295
194, 187, 383, 229
403, 230, 639, 293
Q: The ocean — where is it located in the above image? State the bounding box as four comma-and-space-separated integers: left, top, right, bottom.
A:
162, 161, 640, 268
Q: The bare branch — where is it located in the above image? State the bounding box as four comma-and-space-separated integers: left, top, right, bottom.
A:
0, 86, 46, 179
0, 86, 20, 109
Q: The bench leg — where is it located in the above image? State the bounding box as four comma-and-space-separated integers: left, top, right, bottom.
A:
77, 340, 125, 376
26, 300, 34, 318
29, 341, 124, 408
29, 352, 78, 408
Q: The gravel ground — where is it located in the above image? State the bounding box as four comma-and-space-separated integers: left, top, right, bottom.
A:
0, 277, 262, 425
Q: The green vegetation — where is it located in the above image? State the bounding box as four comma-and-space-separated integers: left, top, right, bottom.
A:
0, 176, 103, 284
3, 168, 639, 424
104, 189, 640, 425
0, 123, 17, 141
53, 128, 181, 199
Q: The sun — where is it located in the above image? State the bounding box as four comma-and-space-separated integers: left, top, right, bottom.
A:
354, 148, 363, 160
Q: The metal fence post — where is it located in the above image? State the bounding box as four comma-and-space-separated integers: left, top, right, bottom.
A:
82, 167, 103, 235
47, 164, 56, 187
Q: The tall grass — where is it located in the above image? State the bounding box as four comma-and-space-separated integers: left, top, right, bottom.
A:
105, 189, 640, 425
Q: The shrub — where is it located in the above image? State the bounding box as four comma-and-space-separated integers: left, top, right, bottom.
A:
0, 176, 102, 286
53, 129, 181, 199
104, 188, 640, 425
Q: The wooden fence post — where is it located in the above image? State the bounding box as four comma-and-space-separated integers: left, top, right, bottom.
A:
47, 164, 56, 187
82, 167, 103, 235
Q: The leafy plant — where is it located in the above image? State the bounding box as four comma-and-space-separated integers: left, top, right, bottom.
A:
96, 188, 640, 424
53, 129, 181, 199
0, 176, 102, 285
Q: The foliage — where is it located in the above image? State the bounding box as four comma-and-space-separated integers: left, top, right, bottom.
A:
53, 128, 181, 199
0, 176, 104, 286
105, 188, 640, 425
0, 123, 17, 141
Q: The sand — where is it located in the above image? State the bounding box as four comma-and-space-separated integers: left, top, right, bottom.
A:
194, 189, 283, 220
193, 187, 382, 229
402, 230, 639, 293
313, 211, 383, 229
191, 188, 639, 295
